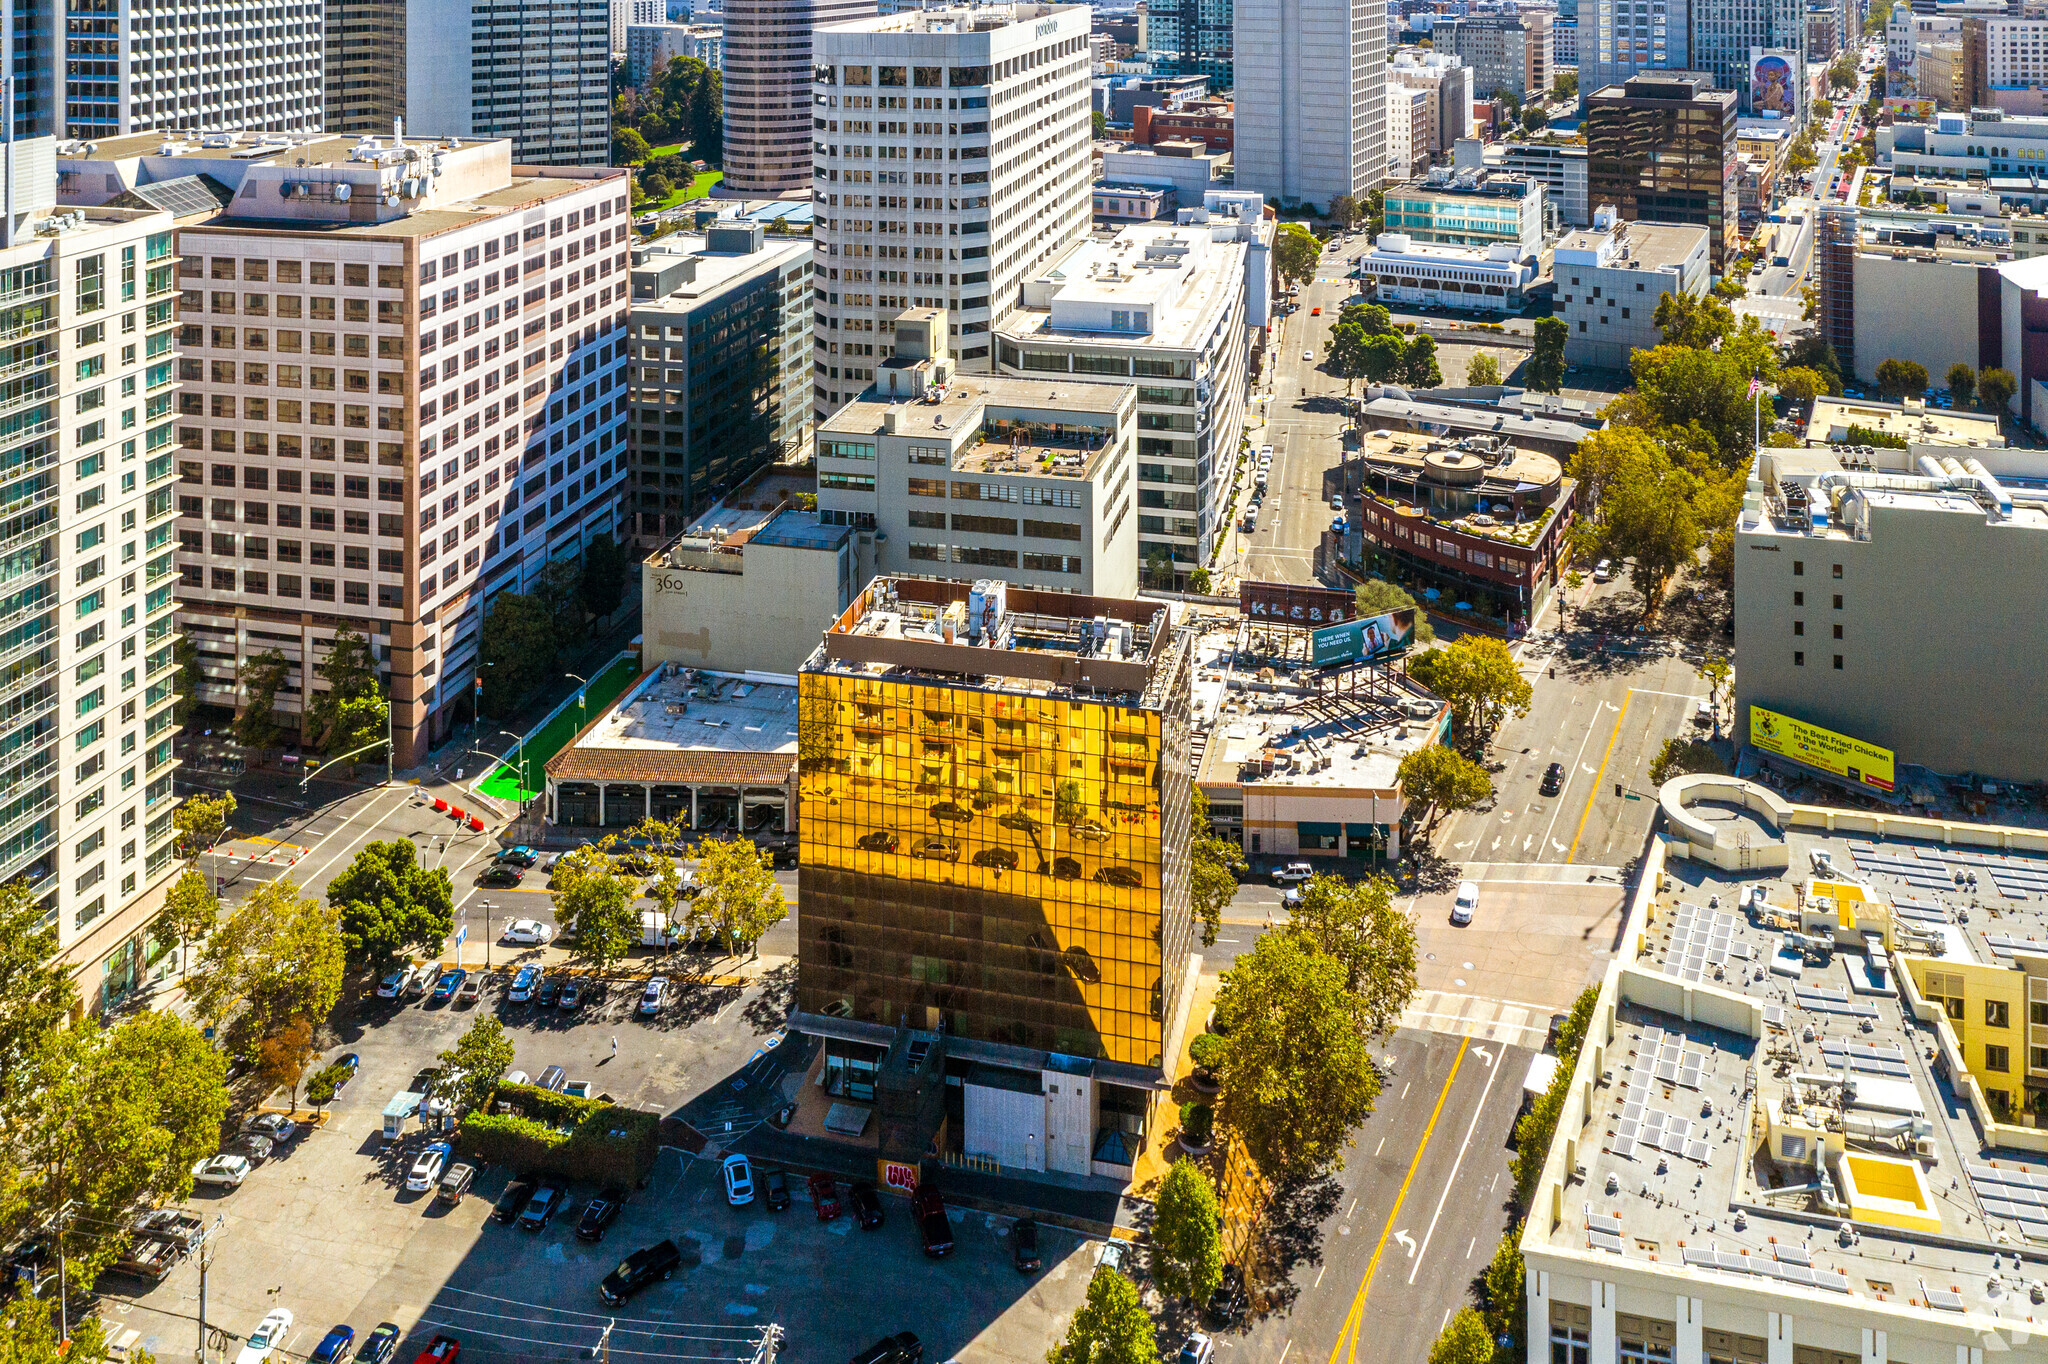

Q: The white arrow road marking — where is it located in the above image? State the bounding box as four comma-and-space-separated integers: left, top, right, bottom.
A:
1395, 1229, 1417, 1257
1552, 839, 1569, 854
1522, 834, 1535, 851
1472, 1046, 1495, 1066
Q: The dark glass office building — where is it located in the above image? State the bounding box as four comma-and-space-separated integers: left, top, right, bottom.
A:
1585, 72, 1740, 270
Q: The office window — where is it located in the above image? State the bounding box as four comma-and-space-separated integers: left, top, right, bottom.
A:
1794, 651, 1804, 666
1832, 563, 1843, 578
1833, 655, 1843, 670
1989, 1000, 2012, 1028
1987, 1044, 2012, 1073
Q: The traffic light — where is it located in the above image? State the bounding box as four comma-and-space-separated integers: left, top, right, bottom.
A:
1615, 782, 1625, 797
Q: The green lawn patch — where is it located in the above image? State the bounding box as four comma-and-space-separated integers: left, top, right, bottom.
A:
476, 654, 643, 803
647, 142, 685, 159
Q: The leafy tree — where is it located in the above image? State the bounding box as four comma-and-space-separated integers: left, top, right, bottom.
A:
535, 558, 587, 649
1527, 316, 1567, 392
1151, 1159, 1225, 1303
1655, 292, 1734, 349
1482, 1233, 1527, 1357
1406, 636, 1533, 751
304, 1062, 349, 1115
1874, 356, 1929, 400
1187, 567, 1212, 594
1396, 745, 1494, 835
1401, 333, 1442, 388
1189, 788, 1245, 948
3, 1012, 228, 1294
1091, 110, 1107, 137
1329, 194, 1361, 231
1783, 335, 1842, 391
1429, 1307, 1495, 1364
1274, 222, 1320, 290
1465, 351, 1502, 386
1336, 301, 1392, 334
1354, 579, 1434, 643
639, 171, 673, 203
0, 884, 75, 1106
154, 867, 220, 956
1362, 333, 1408, 384
307, 628, 380, 750
479, 592, 559, 708
1284, 874, 1417, 1036
1047, 1268, 1153, 1364
1947, 363, 1977, 408
1521, 105, 1549, 133
173, 790, 235, 860
1648, 738, 1730, 786
436, 1016, 516, 1114
579, 534, 631, 622
325, 694, 389, 766
1145, 549, 1175, 588
1843, 425, 1907, 450
256, 1015, 316, 1108
187, 878, 345, 1058
1214, 933, 1383, 1179
639, 56, 722, 160
624, 816, 694, 939
327, 840, 456, 975
1712, 275, 1747, 301
1699, 655, 1732, 708
1627, 343, 1762, 466
688, 834, 788, 958
0, 1284, 158, 1362
611, 126, 652, 165
1979, 366, 2018, 414
550, 845, 638, 970
1777, 366, 1827, 407
1599, 440, 1703, 607
1552, 69, 1578, 99
1325, 321, 1375, 390
173, 633, 203, 726
235, 648, 290, 752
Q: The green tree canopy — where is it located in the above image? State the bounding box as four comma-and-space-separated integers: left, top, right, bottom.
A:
235, 648, 291, 751
173, 790, 235, 860
611, 126, 652, 165
1428, 1307, 1496, 1364
436, 1015, 516, 1114
1190, 788, 1245, 948
1354, 579, 1434, 643
1777, 366, 1828, 407
1407, 636, 1533, 751
187, 878, 345, 1057
1874, 357, 1929, 400
1284, 874, 1418, 1036
688, 834, 789, 958
154, 867, 220, 955
1274, 223, 1320, 290
1336, 301, 1392, 334
1465, 351, 1502, 387
1653, 291, 1735, 349
0, 883, 75, 1106
324, 694, 389, 765
1402, 333, 1442, 387
307, 627, 381, 750
1980, 366, 2018, 413
1215, 933, 1384, 1179
1597, 438, 1704, 607
1947, 363, 1977, 408
1329, 194, 1361, 230
1649, 737, 1731, 785
327, 839, 456, 975
579, 535, 632, 622
1527, 316, 1567, 392
1396, 745, 1494, 835
1361, 333, 1408, 384
0, 1285, 158, 1362
1047, 1269, 1153, 1364
480, 592, 559, 708
1151, 1159, 1225, 1303
550, 845, 638, 970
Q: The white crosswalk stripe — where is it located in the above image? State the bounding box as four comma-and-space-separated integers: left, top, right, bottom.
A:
1399, 990, 1552, 1051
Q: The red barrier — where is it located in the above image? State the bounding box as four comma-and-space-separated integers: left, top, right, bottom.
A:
450, 806, 466, 821
433, 797, 448, 812
467, 816, 485, 832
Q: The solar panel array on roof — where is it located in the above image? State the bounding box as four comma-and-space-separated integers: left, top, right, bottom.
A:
129, 175, 224, 217
1819, 1040, 1911, 1078
1606, 1027, 1716, 1165
1679, 1244, 1853, 1292
1793, 986, 1878, 1018
1586, 1208, 1625, 1255
1664, 902, 1740, 982
1967, 1162, 2048, 1229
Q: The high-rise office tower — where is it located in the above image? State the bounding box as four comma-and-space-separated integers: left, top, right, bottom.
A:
795, 575, 1195, 1171
721, 0, 878, 196
1583, 0, 1691, 98
1436, 11, 1553, 99
611, 0, 666, 51
1585, 72, 1738, 269
60, 132, 632, 764
1235, 0, 1386, 211
1685, 0, 1803, 105
11, 0, 323, 140
0, 141, 186, 1010
322, 0, 612, 165
1149, 0, 1235, 86
809, 3, 1095, 418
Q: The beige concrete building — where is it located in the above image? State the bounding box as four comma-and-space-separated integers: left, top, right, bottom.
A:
1803, 396, 2005, 449
816, 310, 1140, 597
721, 0, 878, 196
61, 132, 633, 766
1554, 210, 1711, 370
1437, 11, 1554, 100
640, 467, 856, 677
1736, 443, 2048, 783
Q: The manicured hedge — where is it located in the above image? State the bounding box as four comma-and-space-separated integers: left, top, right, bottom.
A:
456, 1086, 659, 1187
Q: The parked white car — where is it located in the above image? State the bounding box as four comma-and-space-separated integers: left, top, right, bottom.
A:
1451, 880, 1480, 926
192, 1154, 252, 1188
1272, 861, 1314, 885
722, 1153, 755, 1206
406, 1142, 452, 1192
501, 919, 554, 945
234, 1308, 293, 1364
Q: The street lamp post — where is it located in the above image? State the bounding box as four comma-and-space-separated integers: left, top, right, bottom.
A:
565, 674, 590, 731
499, 730, 527, 795
480, 899, 493, 970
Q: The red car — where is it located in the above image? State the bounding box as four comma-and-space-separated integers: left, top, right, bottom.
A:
413, 1337, 459, 1364
808, 1173, 842, 1222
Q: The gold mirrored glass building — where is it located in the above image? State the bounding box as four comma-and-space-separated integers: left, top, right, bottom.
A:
794, 576, 1195, 1173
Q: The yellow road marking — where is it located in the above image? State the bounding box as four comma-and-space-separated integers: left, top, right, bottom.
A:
1568, 691, 1633, 864
1326, 1037, 1470, 1364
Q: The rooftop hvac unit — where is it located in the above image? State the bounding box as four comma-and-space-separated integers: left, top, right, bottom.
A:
335, 183, 352, 201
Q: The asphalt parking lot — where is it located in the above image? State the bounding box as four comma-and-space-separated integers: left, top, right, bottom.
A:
101, 960, 1096, 1364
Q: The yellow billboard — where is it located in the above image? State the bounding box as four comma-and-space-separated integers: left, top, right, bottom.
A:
1750, 705, 1895, 792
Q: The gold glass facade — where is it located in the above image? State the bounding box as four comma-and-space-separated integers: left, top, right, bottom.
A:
797, 658, 1194, 1072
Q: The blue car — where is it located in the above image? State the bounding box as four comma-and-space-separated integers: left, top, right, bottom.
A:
429, 968, 466, 1005
310, 1326, 355, 1363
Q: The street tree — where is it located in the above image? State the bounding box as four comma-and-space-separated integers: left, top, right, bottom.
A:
234, 649, 291, 752
324, 694, 389, 766
187, 878, 346, 1057
1527, 316, 1567, 392
1483, 1233, 1528, 1357
1599, 442, 1703, 608
1361, 333, 1408, 384
1189, 788, 1245, 948
550, 845, 639, 970
255, 1015, 316, 1108
1046, 1268, 1153, 1364
1273, 223, 1320, 290
307, 628, 381, 750
1329, 194, 1361, 231
1465, 351, 1502, 386
625, 816, 695, 937
1336, 301, 1391, 334
1777, 366, 1827, 407
173, 791, 235, 861
1353, 579, 1434, 643
327, 839, 456, 975
1428, 1307, 1495, 1364
0, 1284, 158, 1363
1325, 322, 1374, 391
1874, 357, 1929, 400
1980, 367, 2018, 414
1699, 655, 1733, 708
153, 868, 219, 958
0, 884, 75, 1106
1150, 1158, 1225, 1304
1649, 738, 1730, 785
436, 1015, 516, 1114
688, 834, 788, 958
304, 1061, 349, 1115
579, 534, 631, 622
1284, 874, 1417, 1037
479, 592, 558, 707
1627, 343, 1766, 466
1654, 292, 1735, 349
1401, 333, 1442, 388
1396, 745, 1493, 835
1214, 933, 1383, 1179
1947, 363, 1977, 408
1407, 635, 1533, 751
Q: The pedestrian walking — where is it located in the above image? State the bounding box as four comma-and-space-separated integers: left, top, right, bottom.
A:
610, 1035, 618, 1058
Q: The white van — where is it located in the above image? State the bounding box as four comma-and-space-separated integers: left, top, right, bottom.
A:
1451, 881, 1479, 925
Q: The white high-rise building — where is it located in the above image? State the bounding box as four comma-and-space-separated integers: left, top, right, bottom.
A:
612, 0, 667, 51
398, 0, 613, 166
810, 3, 1095, 419
0, 143, 187, 1012
12, 0, 323, 140
1234, 0, 1387, 210
722, 0, 879, 196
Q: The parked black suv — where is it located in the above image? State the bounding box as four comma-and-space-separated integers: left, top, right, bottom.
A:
490, 1181, 533, 1225
599, 1240, 682, 1305
911, 1183, 953, 1258
577, 1188, 626, 1242
849, 1180, 885, 1229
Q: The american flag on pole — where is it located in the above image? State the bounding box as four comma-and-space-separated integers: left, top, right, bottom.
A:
1747, 378, 1763, 398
